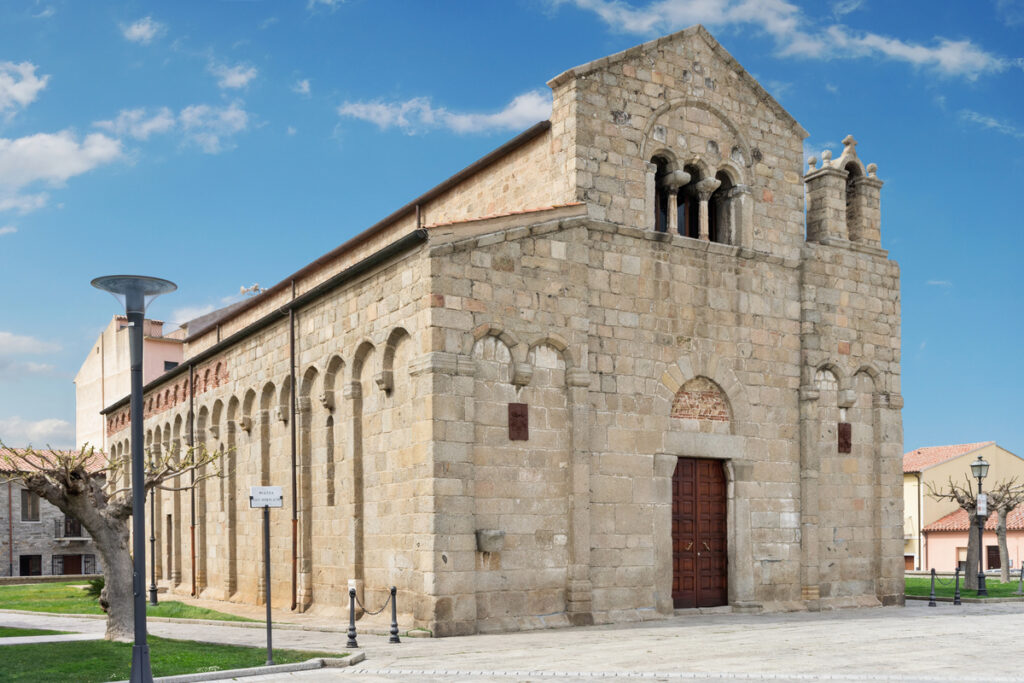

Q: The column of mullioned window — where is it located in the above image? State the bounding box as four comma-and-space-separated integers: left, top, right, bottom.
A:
695, 177, 722, 241
727, 185, 753, 249
661, 169, 691, 235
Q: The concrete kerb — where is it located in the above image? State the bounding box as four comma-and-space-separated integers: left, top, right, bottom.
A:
110, 652, 365, 683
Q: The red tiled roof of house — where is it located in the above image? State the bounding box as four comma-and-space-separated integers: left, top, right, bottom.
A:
924, 506, 1024, 532
903, 441, 994, 473
0, 446, 107, 474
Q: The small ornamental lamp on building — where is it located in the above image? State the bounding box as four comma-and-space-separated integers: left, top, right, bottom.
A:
970, 454, 990, 597
92, 275, 177, 683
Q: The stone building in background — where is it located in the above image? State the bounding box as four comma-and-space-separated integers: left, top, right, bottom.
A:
97, 26, 904, 636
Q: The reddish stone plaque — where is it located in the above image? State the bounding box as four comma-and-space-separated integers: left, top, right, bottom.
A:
838, 422, 852, 454
509, 403, 528, 441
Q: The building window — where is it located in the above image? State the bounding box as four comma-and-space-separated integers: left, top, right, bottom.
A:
19, 555, 42, 576
708, 170, 734, 244
21, 490, 40, 522
164, 360, 179, 372
651, 155, 671, 232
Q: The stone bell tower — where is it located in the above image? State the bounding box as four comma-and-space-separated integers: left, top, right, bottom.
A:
804, 135, 884, 246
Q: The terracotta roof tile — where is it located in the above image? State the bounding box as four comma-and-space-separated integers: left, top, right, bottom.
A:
0, 447, 106, 474
903, 441, 994, 473
924, 506, 1024, 532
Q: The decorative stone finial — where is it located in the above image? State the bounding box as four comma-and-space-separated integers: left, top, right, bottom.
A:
807, 156, 817, 171
842, 134, 856, 152
821, 149, 832, 164
866, 162, 877, 178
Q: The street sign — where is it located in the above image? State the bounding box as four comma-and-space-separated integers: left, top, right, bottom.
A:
249, 486, 283, 508
978, 493, 988, 517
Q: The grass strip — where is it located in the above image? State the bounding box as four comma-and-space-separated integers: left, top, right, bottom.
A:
0, 582, 256, 621
0, 635, 343, 682
905, 575, 1024, 599
0, 626, 67, 637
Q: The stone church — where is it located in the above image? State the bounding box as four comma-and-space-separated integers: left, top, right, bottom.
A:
100, 26, 904, 636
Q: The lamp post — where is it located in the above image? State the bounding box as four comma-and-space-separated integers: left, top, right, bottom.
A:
970, 454, 990, 597
92, 275, 177, 683
149, 489, 158, 606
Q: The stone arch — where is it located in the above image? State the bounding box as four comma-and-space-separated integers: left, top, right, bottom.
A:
641, 97, 753, 171
258, 382, 275, 486
379, 327, 411, 394
170, 413, 184, 585
349, 341, 375, 591
657, 352, 750, 430
670, 376, 733, 432
297, 365, 320, 610
814, 363, 842, 391
322, 355, 344, 412
225, 395, 240, 598
469, 323, 524, 364
527, 333, 574, 370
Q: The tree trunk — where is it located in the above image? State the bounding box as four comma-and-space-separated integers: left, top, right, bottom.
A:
964, 511, 981, 591
998, 508, 1010, 584
90, 520, 135, 641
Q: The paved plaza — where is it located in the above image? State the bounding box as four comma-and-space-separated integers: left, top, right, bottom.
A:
2, 600, 1024, 682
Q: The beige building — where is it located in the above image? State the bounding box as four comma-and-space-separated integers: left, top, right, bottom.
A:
74, 316, 184, 452
97, 26, 904, 636
903, 441, 1024, 570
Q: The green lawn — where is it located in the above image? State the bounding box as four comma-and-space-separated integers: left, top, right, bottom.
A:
0, 626, 66, 637
0, 635, 343, 682
0, 582, 257, 622
906, 575, 1024, 599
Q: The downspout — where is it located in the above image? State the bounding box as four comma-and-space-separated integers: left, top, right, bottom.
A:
7, 479, 12, 577
189, 364, 196, 596
290, 280, 298, 611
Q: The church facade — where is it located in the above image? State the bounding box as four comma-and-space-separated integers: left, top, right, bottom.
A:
101, 26, 904, 636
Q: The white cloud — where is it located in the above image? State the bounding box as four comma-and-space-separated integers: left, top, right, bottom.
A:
0, 61, 49, 116
0, 192, 47, 214
557, 0, 1014, 79
0, 359, 55, 379
0, 225, 15, 235
959, 109, 1024, 140
0, 416, 73, 448
926, 280, 953, 287
338, 89, 552, 135
0, 331, 59, 354
121, 17, 163, 45
996, 0, 1024, 26
293, 78, 311, 96
825, 83, 839, 94
210, 63, 258, 90
94, 107, 176, 140
831, 0, 864, 17
0, 131, 122, 189
180, 101, 250, 153
286, 126, 297, 136
308, 0, 345, 10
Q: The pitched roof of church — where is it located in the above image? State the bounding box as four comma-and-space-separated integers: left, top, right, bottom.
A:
903, 442, 995, 473
924, 506, 1024, 532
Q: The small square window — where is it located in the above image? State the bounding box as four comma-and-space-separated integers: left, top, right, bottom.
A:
20, 490, 39, 522
164, 361, 179, 372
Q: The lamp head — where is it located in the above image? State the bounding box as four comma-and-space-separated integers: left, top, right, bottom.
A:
970, 455, 989, 481
92, 275, 177, 314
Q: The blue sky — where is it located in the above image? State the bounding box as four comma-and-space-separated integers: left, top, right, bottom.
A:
0, 0, 1021, 455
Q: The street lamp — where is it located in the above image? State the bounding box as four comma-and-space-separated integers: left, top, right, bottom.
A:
970, 454, 990, 597
92, 275, 177, 683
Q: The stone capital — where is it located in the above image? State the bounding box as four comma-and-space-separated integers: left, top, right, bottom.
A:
658, 169, 691, 190
695, 177, 721, 201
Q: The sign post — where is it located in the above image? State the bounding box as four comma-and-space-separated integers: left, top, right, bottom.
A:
249, 486, 283, 666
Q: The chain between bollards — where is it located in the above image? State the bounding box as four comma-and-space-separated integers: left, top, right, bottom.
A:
953, 566, 961, 605
347, 585, 401, 648
928, 568, 937, 607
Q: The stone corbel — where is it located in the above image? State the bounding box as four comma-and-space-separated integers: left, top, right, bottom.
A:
511, 363, 533, 387
837, 389, 857, 409
208, 425, 220, 440
799, 385, 820, 402
272, 406, 288, 423
343, 382, 361, 400
238, 416, 252, 433
566, 368, 591, 388
318, 391, 334, 412
375, 370, 393, 393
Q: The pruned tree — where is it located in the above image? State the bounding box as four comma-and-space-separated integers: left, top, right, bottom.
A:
928, 476, 1024, 588
0, 442, 221, 642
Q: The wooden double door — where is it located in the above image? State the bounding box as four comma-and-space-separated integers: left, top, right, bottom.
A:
672, 458, 728, 608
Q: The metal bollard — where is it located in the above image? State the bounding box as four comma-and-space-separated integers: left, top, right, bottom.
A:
928, 568, 937, 607
1016, 565, 1024, 596
389, 586, 401, 644
347, 587, 359, 648
953, 566, 961, 606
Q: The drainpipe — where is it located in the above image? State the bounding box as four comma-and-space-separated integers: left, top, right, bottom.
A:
7, 479, 12, 577
290, 280, 298, 611
189, 364, 196, 596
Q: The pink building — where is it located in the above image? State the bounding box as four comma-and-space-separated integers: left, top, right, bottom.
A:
923, 507, 1024, 574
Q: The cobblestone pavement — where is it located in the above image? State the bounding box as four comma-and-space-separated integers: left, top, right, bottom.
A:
3, 601, 1024, 682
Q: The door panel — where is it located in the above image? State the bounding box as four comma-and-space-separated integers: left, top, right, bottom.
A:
672, 458, 727, 608
62, 554, 82, 575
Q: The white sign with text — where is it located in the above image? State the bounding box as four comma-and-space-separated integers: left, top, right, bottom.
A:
249, 486, 283, 508
977, 493, 988, 517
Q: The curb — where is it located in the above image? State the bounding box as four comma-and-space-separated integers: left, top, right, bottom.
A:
111, 652, 365, 683
906, 595, 1024, 604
